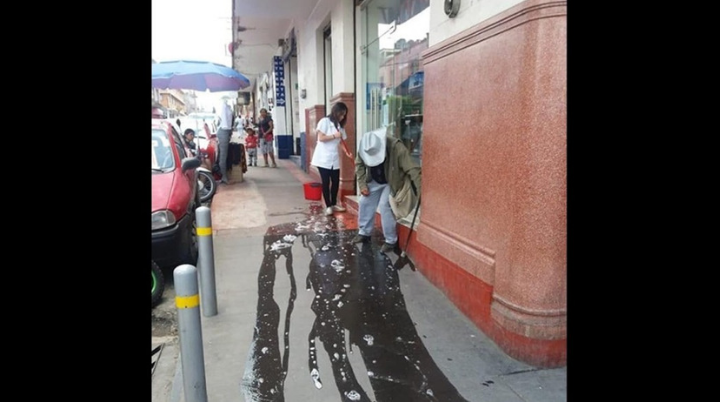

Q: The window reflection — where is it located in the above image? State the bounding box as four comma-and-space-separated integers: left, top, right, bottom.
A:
364, 0, 429, 165
152, 130, 175, 170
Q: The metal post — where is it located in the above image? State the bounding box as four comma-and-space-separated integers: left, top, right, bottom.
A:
195, 206, 218, 317
174, 264, 208, 402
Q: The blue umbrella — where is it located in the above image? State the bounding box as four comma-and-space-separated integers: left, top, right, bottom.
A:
152, 60, 251, 92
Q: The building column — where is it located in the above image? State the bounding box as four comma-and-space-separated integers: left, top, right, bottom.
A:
304, 104, 326, 182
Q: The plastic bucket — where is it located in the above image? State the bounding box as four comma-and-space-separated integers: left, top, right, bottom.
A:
303, 182, 322, 201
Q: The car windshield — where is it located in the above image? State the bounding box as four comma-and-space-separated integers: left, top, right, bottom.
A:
152, 129, 174, 170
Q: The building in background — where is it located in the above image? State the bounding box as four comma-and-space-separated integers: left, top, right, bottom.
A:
159, 89, 187, 117
231, 0, 566, 368
183, 90, 199, 114
152, 88, 162, 109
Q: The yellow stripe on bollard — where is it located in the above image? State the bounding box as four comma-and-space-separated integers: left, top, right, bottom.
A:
176, 294, 200, 309
197, 227, 212, 236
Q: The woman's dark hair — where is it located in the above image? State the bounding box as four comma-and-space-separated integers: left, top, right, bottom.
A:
184, 128, 195, 137
328, 102, 348, 130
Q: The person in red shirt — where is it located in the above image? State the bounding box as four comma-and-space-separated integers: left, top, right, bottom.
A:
244, 127, 259, 167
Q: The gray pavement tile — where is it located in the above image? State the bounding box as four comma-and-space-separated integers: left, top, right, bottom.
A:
498, 367, 567, 402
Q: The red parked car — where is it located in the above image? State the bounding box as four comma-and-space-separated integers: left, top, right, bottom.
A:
151, 119, 201, 270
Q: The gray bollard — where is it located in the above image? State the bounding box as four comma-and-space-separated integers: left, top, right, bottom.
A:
195, 206, 218, 317
174, 264, 208, 402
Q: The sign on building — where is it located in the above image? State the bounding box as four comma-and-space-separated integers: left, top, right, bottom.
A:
273, 56, 286, 107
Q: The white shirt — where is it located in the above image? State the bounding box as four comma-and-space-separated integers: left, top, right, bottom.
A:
311, 117, 346, 170
218, 103, 233, 130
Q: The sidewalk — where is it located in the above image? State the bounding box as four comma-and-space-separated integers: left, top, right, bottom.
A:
152, 159, 566, 402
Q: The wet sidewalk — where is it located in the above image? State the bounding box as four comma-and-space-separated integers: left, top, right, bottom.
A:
153, 159, 566, 402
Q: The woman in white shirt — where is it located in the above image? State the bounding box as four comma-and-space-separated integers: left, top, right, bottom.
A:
311, 102, 352, 216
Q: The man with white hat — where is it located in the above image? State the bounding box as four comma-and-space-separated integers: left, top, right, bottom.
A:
352, 127, 422, 253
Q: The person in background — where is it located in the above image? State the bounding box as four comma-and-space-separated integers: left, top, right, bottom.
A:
234, 113, 246, 132
257, 108, 277, 168
352, 128, 421, 253
244, 126, 259, 167
310, 102, 352, 216
216, 101, 234, 184
183, 128, 197, 155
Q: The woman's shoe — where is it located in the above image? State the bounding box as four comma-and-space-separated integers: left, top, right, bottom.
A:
332, 205, 346, 212
325, 207, 334, 216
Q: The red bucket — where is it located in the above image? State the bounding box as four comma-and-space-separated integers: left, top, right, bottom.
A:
303, 182, 323, 201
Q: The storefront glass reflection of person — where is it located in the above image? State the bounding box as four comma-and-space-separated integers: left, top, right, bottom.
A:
400, 110, 422, 155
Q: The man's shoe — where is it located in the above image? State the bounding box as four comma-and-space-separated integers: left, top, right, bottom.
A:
381, 242, 397, 253
325, 207, 334, 216
351, 234, 370, 244
332, 205, 346, 212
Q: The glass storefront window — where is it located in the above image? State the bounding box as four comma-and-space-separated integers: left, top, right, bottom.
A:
362, 0, 429, 165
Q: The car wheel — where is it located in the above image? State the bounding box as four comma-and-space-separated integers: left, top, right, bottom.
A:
180, 209, 199, 266
151, 260, 165, 308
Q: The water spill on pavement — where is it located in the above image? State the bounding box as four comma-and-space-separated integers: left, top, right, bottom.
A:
241, 208, 470, 402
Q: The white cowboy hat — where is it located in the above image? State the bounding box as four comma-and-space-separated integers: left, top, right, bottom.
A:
358, 128, 387, 167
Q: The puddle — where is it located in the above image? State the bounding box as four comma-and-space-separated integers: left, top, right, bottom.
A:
241, 209, 469, 402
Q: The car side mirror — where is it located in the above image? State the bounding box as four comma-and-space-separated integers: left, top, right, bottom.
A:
181, 157, 201, 172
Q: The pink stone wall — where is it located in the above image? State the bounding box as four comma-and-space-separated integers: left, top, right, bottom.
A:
417, 0, 567, 366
